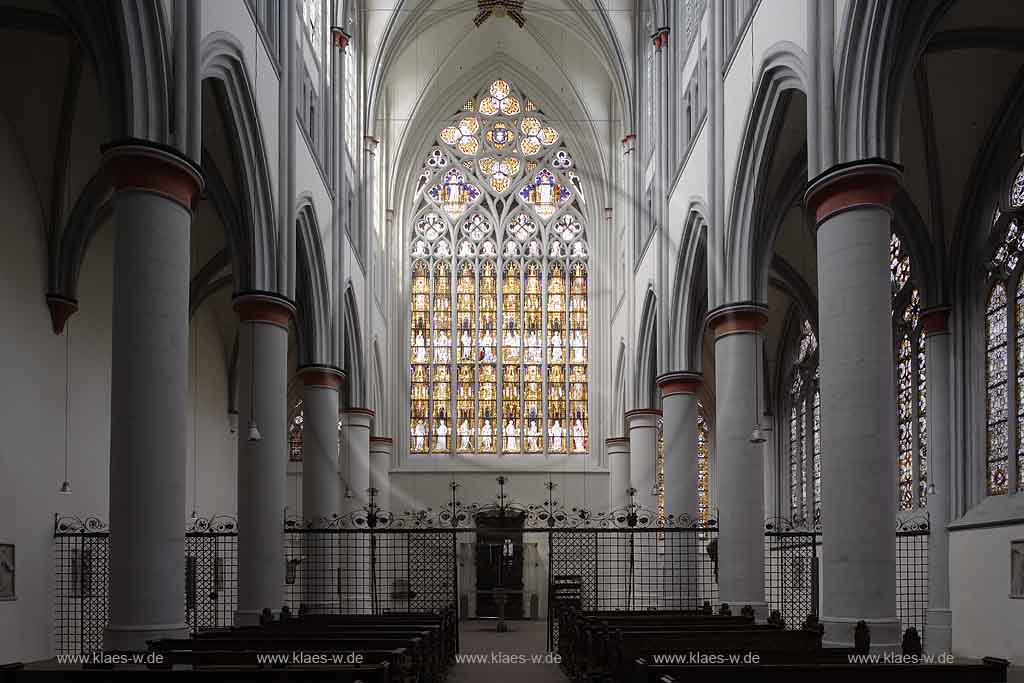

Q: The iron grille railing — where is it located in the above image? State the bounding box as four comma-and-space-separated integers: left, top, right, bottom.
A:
547, 526, 720, 651
282, 528, 458, 615
762, 515, 930, 644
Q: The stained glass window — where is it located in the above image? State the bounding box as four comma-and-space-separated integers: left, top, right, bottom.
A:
890, 234, 929, 509
986, 285, 1009, 494
289, 399, 304, 461
409, 79, 589, 455
788, 321, 819, 523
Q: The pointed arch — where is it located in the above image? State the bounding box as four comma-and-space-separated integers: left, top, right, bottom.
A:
295, 195, 332, 366
201, 31, 277, 291
669, 202, 709, 372
343, 285, 366, 408
636, 287, 658, 409
723, 42, 810, 305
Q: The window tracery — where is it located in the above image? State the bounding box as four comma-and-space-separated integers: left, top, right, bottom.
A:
890, 233, 929, 509
984, 175, 1024, 494
409, 79, 589, 455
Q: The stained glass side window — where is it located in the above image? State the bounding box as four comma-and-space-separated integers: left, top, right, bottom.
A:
409, 79, 589, 455
986, 285, 1009, 494
897, 333, 915, 509
787, 321, 818, 522
696, 402, 710, 523
1018, 279, 1024, 490
289, 400, 304, 461
657, 420, 665, 527
890, 233, 928, 510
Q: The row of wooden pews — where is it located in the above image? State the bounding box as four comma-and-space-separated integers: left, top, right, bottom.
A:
557, 605, 1010, 683
144, 605, 457, 681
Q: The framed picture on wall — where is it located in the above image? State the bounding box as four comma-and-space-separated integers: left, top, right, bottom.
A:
1012, 540, 1024, 599
0, 544, 14, 600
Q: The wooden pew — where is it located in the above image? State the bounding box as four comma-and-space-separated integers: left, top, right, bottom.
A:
629, 656, 1011, 683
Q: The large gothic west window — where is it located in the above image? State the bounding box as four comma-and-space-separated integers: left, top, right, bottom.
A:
890, 234, 928, 509
409, 79, 589, 455
788, 321, 820, 523
983, 167, 1024, 495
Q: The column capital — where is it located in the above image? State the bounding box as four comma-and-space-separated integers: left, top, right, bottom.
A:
298, 364, 345, 390
804, 157, 902, 226
45, 293, 78, 335
651, 26, 670, 51
342, 407, 375, 429
233, 290, 297, 327
369, 436, 393, 445
625, 409, 662, 430
921, 306, 952, 337
101, 138, 204, 211
707, 302, 768, 338
621, 133, 636, 155
657, 371, 703, 397
331, 26, 351, 51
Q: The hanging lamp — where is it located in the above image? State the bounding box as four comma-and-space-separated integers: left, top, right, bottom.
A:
750, 330, 766, 444
247, 320, 262, 442
60, 320, 73, 494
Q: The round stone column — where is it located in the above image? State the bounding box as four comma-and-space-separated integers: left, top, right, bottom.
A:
234, 292, 296, 625
606, 437, 632, 512
604, 436, 631, 610
626, 409, 662, 610
625, 409, 663, 514
805, 159, 902, 650
707, 303, 769, 620
657, 372, 702, 610
369, 436, 393, 511
298, 365, 344, 614
922, 306, 953, 654
657, 372, 702, 521
342, 409, 375, 508
299, 365, 345, 525
341, 408, 374, 613
102, 140, 203, 651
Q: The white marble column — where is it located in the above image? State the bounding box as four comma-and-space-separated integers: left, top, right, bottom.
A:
103, 141, 203, 651
298, 365, 344, 614
341, 408, 374, 612
707, 303, 769, 621
369, 436, 392, 512
626, 409, 662, 515
607, 437, 632, 512
657, 372, 702, 610
234, 293, 295, 625
922, 306, 952, 654
806, 159, 902, 651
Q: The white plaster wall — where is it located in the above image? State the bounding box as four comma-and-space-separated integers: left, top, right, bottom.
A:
950, 524, 1024, 664
0, 118, 112, 664
186, 305, 238, 518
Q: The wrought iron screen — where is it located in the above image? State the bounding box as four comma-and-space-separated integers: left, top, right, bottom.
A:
547, 526, 720, 650
54, 517, 110, 655
897, 517, 929, 643
282, 528, 458, 615
762, 516, 930, 644
764, 527, 819, 630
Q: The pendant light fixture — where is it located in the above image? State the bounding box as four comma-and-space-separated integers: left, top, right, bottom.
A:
191, 320, 200, 519
247, 320, 262, 442
750, 330, 766, 445
60, 320, 73, 494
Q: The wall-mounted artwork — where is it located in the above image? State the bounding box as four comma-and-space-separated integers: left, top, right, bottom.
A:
1012, 540, 1024, 599
0, 544, 14, 600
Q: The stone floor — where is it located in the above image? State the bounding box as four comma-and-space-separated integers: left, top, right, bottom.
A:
447, 619, 568, 683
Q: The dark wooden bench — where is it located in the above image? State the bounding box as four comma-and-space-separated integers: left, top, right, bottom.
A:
630, 656, 1011, 683
150, 637, 431, 681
